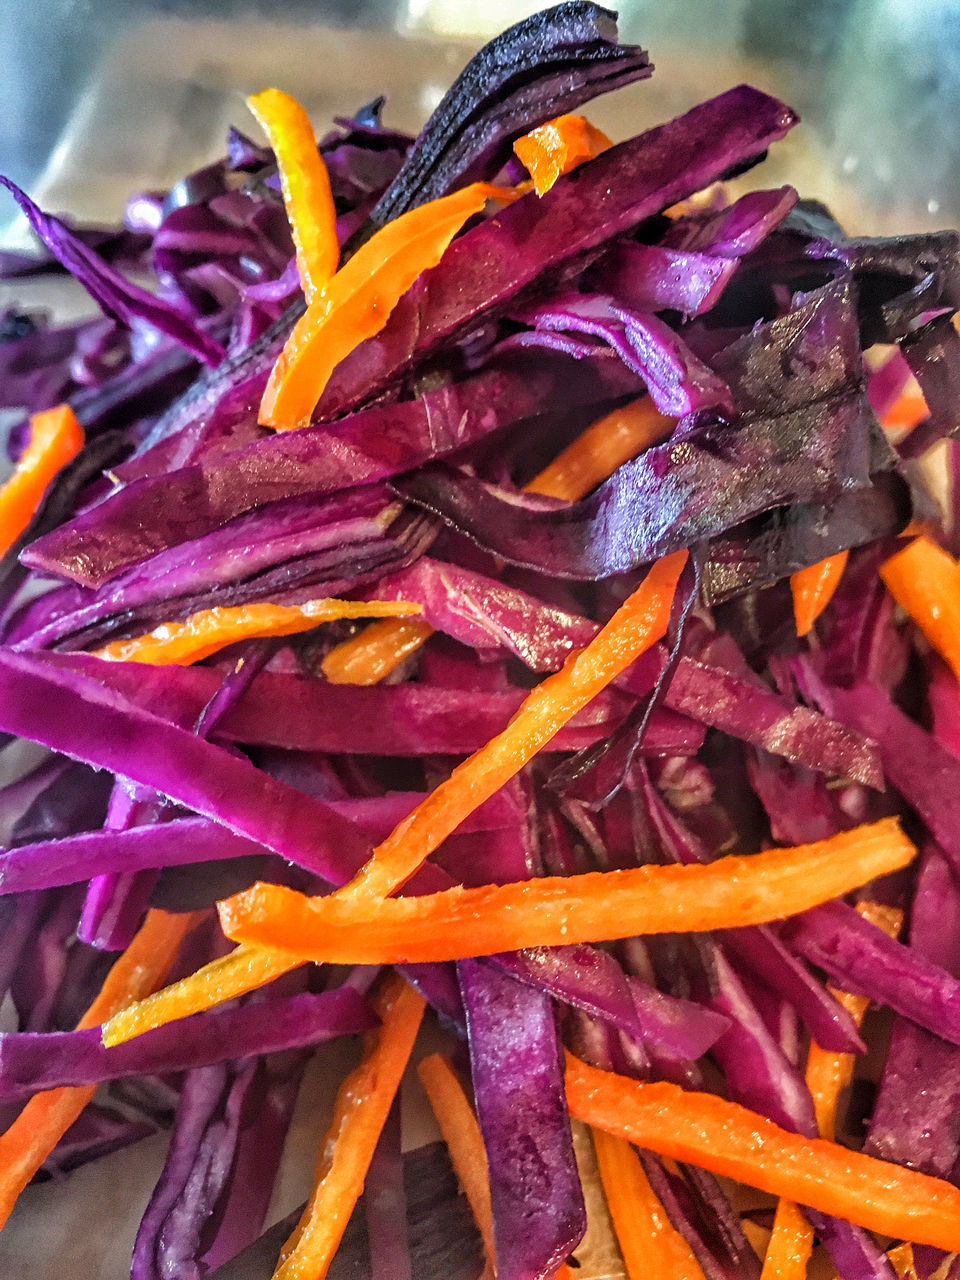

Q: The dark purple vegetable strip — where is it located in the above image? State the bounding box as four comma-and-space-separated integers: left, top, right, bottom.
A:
458, 957, 585, 1280
900, 312, 960, 439
364, 1100, 412, 1280
589, 241, 738, 318
802, 1209, 898, 1280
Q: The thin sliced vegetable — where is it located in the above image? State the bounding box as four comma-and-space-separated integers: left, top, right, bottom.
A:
218, 818, 917, 963
246, 89, 339, 301
0, 403, 83, 558
564, 1053, 960, 1253
760, 1199, 814, 1280
91, 597, 421, 666
880, 536, 960, 684
791, 550, 849, 638
0, 908, 199, 1227
271, 974, 425, 1280
322, 616, 435, 685
514, 113, 612, 196
592, 1126, 707, 1280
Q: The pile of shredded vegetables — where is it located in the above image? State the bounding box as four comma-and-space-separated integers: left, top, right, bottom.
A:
1, 6, 960, 1279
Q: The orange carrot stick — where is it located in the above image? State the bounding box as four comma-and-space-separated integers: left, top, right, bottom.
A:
246, 89, 339, 301
880, 536, 960, 683
417, 1053, 497, 1271
332, 550, 686, 900
760, 1198, 814, 1280
592, 1126, 707, 1280
321, 616, 435, 685
514, 113, 612, 196
791, 550, 849, 638
260, 181, 517, 430
880, 389, 929, 435
0, 403, 83, 558
217, 818, 916, 964
0, 908, 200, 1228
272, 974, 425, 1280
91, 597, 421, 666
564, 1053, 960, 1254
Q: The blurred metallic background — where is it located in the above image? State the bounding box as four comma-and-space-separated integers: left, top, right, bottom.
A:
0, 0, 957, 241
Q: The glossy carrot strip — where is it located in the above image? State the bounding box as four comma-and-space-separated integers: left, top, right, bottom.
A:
261, 180, 517, 429
564, 1053, 960, 1254
217, 819, 916, 964
760, 1198, 814, 1280
880, 536, 960, 684
92, 598, 421, 666
791, 550, 849, 638
321, 616, 435, 685
885, 1244, 919, 1280
0, 909, 199, 1227
272, 974, 425, 1280
246, 88, 339, 301
880, 389, 929, 434
0, 403, 83, 557
592, 1127, 706, 1280
417, 1053, 497, 1270
334, 550, 687, 900
514, 112, 612, 196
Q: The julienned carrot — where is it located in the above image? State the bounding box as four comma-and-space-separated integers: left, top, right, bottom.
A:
760, 900, 903, 1279
272, 974, 425, 1280
246, 89, 339, 302
417, 1054, 497, 1271
591, 1127, 706, 1280
91, 597, 421, 666
880, 388, 929, 434
334, 550, 687, 900
0, 908, 199, 1227
790, 550, 849, 638
217, 818, 916, 964
101, 940, 296, 1048
513, 113, 612, 196
880, 536, 960, 684
321, 394, 675, 684
0, 403, 83, 558
564, 1053, 960, 1254
260, 181, 518, 430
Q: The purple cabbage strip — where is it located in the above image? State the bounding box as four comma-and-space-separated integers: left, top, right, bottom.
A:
589, 241, 739, 318
458, 957, 585, 1280
364, 1099, 412, 1280
664, 185, 799, 258
0, 987, 375, 1100
803, 1210, 899, 1280
900, 312, 960, 439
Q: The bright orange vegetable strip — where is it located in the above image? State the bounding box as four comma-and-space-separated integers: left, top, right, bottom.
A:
880, 535, 960, 684
272, 974, 425, 1280
564, 1052, 960, 1254
760, 1198, 814, 1280
0, 908, 199, 1228
218, 818, 916, 964
91, 597, 421, 666
246, 89, 338, 302
417, 1053, 497, 1270
0, 403, 83, 558
514, 113, 612, 196
885, 1244, 919, 1280
791, 549, 849, 638
592, 1126, 706, 1280
321, 394, 675, 684
333, 550, 687, 900
880, 389, 929, 434
260, 180, 517, 430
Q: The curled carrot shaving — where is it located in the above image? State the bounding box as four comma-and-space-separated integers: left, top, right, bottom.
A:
790, 549, 849, 638
417, 1054, 497, 1271
321, 616, 435, 685
260, 180, 517, 430
0, 908, 200, 1227
91, 597, 421, 666
592, 1127, 706, 1280
246, 89, 339, 301
880, 536, 960, 684
0, 403, 83, 558
334, 550, 687, 900
514, 113, 612, 196
272, 974, 425, 1280
564, 1052, 960, 1254
217, 819, 915, 964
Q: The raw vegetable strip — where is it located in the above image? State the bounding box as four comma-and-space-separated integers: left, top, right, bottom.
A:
564, 1053, 960, 1253
0, 908, 199, 1227
271, 974, 425, 1280
217, 818, 917, 963
335, 550, 687, 900
321, 616, 435, 685
591, 1126, 707, 1279
513, 112, 612, 196
91, 598, 421, 666
246, 89, 339, 301
790, 550, 848, 638
880, 536, 960, 683
0, 404, 83, 558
